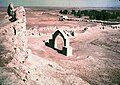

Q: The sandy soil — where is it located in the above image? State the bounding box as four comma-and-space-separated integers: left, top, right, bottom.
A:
26, 8, 120, 85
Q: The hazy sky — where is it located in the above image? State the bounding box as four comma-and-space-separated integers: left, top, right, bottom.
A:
0, 0, 120, 7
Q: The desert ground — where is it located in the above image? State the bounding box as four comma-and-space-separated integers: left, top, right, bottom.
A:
26, 7, 120, 85
0, 7, 120, 85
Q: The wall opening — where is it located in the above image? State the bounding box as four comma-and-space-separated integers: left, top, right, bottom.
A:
55, 34, 64, 51
13, 27, 16, 35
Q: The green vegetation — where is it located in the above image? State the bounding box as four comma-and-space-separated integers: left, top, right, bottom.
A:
61, 10, 69, 14
59, 9, 120, 21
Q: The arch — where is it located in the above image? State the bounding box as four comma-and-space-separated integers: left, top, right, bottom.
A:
54, 34, 64, 50
45, 29, 72, 56
53, 30, 67, 40
52, 30, 69, 48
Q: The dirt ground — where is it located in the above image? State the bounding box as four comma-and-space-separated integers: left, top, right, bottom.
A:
26, 8, 120, 85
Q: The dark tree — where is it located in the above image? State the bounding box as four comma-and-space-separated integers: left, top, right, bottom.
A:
62, 10, 68, 14
89, 10, 98, 19
71, 10, 76, 15
77, 10, 82, 18
111, 11, 117, 19
81, 10, 89, 16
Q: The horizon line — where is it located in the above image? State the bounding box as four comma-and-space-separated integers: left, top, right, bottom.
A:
1, 6, 120, 8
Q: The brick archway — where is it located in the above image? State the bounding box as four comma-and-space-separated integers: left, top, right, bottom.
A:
52, 30, 69, 48
45, 29, 72, 56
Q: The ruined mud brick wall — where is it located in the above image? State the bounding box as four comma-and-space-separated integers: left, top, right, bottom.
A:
0, 6, 28, 66
10, 13, 28, 62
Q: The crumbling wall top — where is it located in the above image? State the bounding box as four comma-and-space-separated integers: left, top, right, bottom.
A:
7, 3, 26, 22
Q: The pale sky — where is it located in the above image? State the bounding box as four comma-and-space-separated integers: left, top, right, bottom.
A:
0, 0, 120, 7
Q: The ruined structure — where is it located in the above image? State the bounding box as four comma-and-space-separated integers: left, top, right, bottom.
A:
0, 3, 27, 66
7, 3, 26, 22
0, 3, 29, 84
59, 15, 68, 21
45, 30, 72, 56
